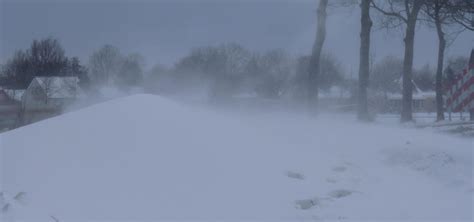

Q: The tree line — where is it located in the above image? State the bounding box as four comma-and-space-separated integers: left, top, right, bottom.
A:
0, 0, 472, 123
0, 41, 146, 93
0, 40, 349, 100
145, 43, 346, 101
0, 38, 89, 89
0, 37, 464, 111
334, 0, 473, 122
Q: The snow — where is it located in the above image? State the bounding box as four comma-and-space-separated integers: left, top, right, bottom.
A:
387, 91, 436, 100
2, 89, 25, 102
1, 94, 472, 221
319, 86, 352, 99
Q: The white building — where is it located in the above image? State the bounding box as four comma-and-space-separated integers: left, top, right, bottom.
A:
22, 76, 83, 123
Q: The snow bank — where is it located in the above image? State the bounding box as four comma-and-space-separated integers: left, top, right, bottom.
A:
1, 94, 472, 221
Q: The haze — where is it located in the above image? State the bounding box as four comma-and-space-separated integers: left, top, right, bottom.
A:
1, 1, 473, 221
1, 0, 472, 72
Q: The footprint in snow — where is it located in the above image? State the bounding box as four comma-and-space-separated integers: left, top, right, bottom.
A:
13, 192, 27, 204
332, 166, 347, 173
1, 203, 9, 213
0, 191, 28, 214
295, 190, 358, 211
328, 189, 355, 199
295, 198, 318, 210
295, 197, 331, 210
326, 177, 338, 184
286, 171, 305, 180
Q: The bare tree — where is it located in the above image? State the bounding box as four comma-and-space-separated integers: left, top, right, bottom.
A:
88, 45, 123, 86
254, 49, 293, 98
0, 38, 70, 88
66, 57, 89, 89
372, 0, 425, 122
412, 64, 435, 91
371, 55, 404, 95
449, 0, 474, 31
29, 38, 68, 77
116, 55, 144, 91
422, 0, 473, 121
219, 43, 251, 77
292, 53, 345, 100
308, 0, 329, 114
358, 0, 373, 121
470, 49, 474, 121
0, 51, 32, 88
424, 0, 450, 121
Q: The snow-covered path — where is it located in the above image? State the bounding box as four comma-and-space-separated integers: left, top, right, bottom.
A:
1, 94, 472, 221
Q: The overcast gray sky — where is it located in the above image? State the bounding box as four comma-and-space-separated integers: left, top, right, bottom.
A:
1, 0, 473, 75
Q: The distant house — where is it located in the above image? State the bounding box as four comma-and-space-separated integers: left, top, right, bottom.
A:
3, 89, 25, 103
384, 91, 436, 113
22, 76, 83, 123
371, 77, 437, 113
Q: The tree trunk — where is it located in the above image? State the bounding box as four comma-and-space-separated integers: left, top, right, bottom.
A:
434, 10, 445, 121
308, 0, 328, 114
357, 0, 372, 121
470, 49, 474, 121
17, 107, 25, 127
401, 2, 422, 123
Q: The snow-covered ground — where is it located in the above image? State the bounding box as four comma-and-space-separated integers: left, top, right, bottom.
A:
376, 112, 472, 126
1, 94, 472, 222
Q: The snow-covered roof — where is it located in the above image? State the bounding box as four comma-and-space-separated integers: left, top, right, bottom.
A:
32, 76, 82, 99
387, 91, 436, 100
232, 92, 258, 99
3, 89, 25, 102
319, 86, 352, 99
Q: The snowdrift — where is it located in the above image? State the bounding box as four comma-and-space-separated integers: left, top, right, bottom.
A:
1, 94, 472, 221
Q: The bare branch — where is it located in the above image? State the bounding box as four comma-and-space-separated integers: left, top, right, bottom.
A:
371, 1, 408, 23
451, 15, 474, 31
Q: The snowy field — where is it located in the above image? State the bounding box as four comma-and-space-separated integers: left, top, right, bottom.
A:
375, 113, 474, 138
1, 94, 473, 222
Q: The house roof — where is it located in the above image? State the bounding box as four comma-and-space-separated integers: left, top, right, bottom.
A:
3, 89, 25, 102
319, 86, 352, 99
387, 91, 436, 100
32, 76, 82, 99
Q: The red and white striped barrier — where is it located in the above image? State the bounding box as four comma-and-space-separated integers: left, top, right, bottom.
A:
445, 61, 474, 113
